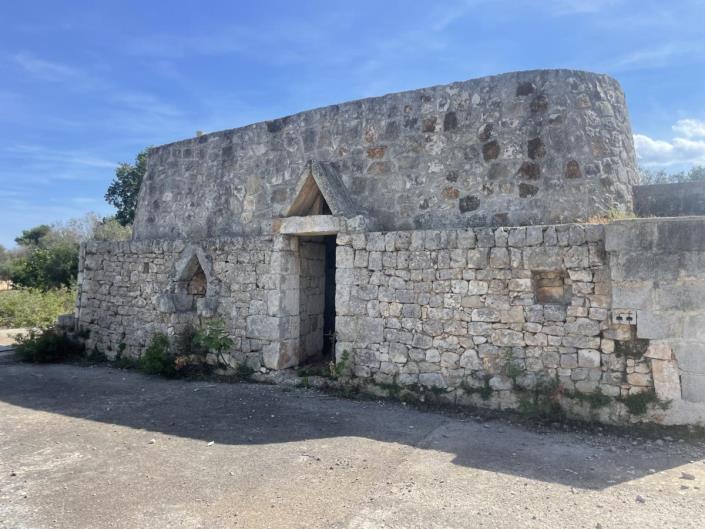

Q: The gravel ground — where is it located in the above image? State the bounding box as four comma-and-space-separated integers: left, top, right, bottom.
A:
1, 361, 704, 529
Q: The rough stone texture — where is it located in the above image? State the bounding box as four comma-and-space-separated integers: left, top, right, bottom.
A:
634, 181, 705, 218
334, 223, 663, 420
606, 217, 705, 407
76, 237, 276, 370
133, 69, 637, 240
75, 69, 705, 426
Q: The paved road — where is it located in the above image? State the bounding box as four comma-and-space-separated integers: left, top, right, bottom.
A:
1, 362, 704, 529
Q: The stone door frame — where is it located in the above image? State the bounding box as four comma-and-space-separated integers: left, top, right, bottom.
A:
263, 219, 340, 370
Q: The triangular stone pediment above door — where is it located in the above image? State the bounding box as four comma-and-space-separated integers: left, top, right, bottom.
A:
284, 160, 359, 218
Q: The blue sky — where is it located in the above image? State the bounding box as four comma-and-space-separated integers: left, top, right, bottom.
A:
1, 0, 704, 248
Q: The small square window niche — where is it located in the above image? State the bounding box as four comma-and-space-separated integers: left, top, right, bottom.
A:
532, 270, 571, 305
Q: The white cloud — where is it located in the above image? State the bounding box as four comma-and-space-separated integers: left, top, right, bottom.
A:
634, 120, 705, 167
672, 118, 705, 138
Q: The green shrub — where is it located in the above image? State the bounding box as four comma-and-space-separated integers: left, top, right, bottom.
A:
192, 319, 234, 367
15, 328, 84, 363
140, 333, 175, 377
619, 390, 670, 416
329, 349, 350, 379
0, 287, 76, 328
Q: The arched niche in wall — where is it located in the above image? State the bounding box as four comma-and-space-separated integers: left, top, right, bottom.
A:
158, 245, 218, 316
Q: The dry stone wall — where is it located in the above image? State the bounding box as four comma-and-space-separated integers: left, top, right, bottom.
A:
134, 69, 637, 241
334, 224, 659, 420
77, 237, 275, 369
76, 218, 705, 425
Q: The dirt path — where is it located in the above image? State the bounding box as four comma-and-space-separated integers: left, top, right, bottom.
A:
1, 362, 704, 529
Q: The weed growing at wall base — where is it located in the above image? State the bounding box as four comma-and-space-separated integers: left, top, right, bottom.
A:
15, 328, 84, 363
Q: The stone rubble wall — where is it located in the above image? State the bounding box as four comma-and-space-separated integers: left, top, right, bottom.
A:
134, 69, 637, 241
76, 218, 705, 424
76, 237, 275, 369
333, 224, 650, 417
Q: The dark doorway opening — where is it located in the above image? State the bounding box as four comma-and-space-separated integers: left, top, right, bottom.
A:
297, 234, 336, 366
322, 235, 336, 357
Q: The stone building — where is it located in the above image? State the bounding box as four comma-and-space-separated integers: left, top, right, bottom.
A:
76, 69, 705, 425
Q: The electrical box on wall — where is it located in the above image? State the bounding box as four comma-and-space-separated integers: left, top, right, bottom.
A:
612, 309, 637, 326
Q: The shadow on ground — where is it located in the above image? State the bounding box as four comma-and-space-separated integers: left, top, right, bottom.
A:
1, 361, 702, 491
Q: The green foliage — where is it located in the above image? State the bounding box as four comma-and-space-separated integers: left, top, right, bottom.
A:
378, 382, 402, 397
517, 376, 564, 421
105, 149, 149, 226
87, 346, 108, 363
619, 390, 671, 416
503, 352, 524, 384
640, 165, 705, 185
113, 353, 141, 370
0, 287, 76, 328
329, 349, 351, 379
15, 225, 51, 247
15, 328, 84, 363
91, 216, 132, 241
140, 333, 175, 376
565, 388, 612, 410
235, 363, 255, 380
461, 376, 493, 401
10, 242, 79, 290
191, 319, 234, 367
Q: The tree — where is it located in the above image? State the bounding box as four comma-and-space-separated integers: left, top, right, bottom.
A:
640, 165, 705, 185
15, 225, 51, 247
105, 148, 149, 226
9, 226, 79, 290
92, 216, 132, 241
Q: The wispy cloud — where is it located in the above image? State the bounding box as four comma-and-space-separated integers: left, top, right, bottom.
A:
635, 119, 705, 167
13, 52, 79, 81
549, 0, 622, 15
4, 144, 116, 169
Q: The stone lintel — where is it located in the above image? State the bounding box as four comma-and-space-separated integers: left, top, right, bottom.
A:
275, 215, 342, 236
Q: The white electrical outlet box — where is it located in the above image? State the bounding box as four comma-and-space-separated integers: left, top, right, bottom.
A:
612, 309, 637, 326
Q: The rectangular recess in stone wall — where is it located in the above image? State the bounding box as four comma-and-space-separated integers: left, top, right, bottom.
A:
532, 270, 571, 305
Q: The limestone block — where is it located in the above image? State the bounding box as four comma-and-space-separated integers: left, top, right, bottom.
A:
459, 349, 481, 369
636, 310, 681, 340
490, 247, 510, 268
472, 308, 501, 322
489, 375, 513, 390
560, 353, 578, 368
543, 226, 557, 246
523, 246, 562, 270
467, 248, 489, 268
525, 226, 543, 246
490, 329, 525, 347
389, 342, 408, 364
419, 372, 446, 388
610, 283, 652, 311
564, 246, 589, 269
644, 341, 672, 360
456, 229, 476, 249
681, 373, 705, 403
672, 341, 705, 373
626, 372, 651, 387
651, 359, 682, 401
336, 246, 354, 268
577, 349, 601, 368
565, 317, 601, 336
